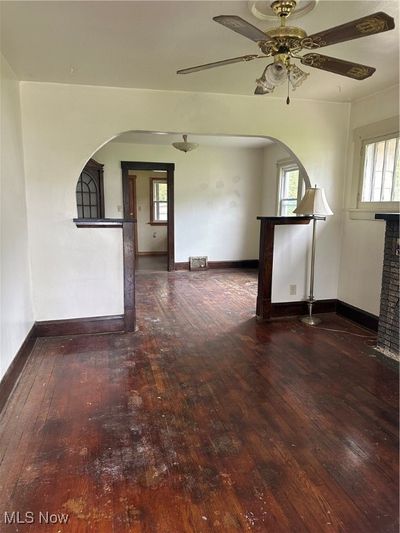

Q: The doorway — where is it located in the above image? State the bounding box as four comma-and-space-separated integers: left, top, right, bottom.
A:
121, 161, 175, 271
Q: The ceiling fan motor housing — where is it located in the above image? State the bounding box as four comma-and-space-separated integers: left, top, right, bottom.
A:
258, 25, 307, 55
271, 0, 298, 18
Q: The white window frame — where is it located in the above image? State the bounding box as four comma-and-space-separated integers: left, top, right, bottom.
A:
150, 177, 168, 224
348, 116, 400, 220
357, 132, 399, 210
276, 160, 305, 216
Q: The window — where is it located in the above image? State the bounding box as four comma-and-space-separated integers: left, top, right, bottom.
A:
277, 162, 305, 216
76, 159, 104, 219
359, 134, 399, 205
150, 178, 168, 224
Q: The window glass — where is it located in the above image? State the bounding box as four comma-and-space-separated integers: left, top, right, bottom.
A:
76, 171, 100, 219
278, 165, 303, 216
361, 135, 399, 203
151, 178, 168, 223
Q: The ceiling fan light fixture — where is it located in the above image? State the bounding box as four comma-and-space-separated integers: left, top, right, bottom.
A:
288, 64, 309, 90
255, 60, 287, 93
265, 61, 287, 85
172, 134, 199, 153
255, 76, 275, 93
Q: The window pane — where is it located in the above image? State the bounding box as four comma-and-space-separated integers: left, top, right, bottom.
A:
361, 136, 399, 203
382, 138, 396, 201
280, 199, 297, 216
158, 202, 167, 221
88, 180, 97, 193
282, 168, 299, 199
393, 154, 400, 201
287, 170, 299, 198
152, 179, 168, 221
371, 141, 385, 201
279, 164, 303, 215
361, 143, 375, 201
282, 169, 299, 198
158, 183, 168, 201
76, 164, 103, 219
153, 180, 167, 200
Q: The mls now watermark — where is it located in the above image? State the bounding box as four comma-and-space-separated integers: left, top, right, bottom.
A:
3, 511, 69, 525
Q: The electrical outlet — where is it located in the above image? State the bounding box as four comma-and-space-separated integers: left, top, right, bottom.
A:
117, 205, 122, 212
289, 284, 297, 296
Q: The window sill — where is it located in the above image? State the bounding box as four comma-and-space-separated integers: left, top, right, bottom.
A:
148, 221, 168, 226
348, 209, 399, 221
73, 218, 129, 228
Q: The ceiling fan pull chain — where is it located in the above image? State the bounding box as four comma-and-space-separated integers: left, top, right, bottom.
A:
286, 75, 290, 105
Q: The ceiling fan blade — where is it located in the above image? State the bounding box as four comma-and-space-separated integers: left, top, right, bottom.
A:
301, 53, 376, 80
213, 15, 269, 42
303, 12, 395, 48
177, 54, 259, 74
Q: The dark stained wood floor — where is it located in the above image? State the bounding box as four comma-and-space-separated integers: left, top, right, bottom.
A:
0, 269, 398, 532
136, 255, 168, 272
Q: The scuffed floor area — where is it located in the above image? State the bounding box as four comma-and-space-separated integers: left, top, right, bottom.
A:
0, 269, 398, 532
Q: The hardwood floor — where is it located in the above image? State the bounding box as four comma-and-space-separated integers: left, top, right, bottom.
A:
0, 269, 398, 532
136, 255, 168, 272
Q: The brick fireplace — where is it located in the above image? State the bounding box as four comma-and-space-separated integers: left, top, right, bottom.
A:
375, 213, 399, 362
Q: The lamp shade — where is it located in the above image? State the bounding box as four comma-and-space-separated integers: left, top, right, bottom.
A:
293, 186, 333, 216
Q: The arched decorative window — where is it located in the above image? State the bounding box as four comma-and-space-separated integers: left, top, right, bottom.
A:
76, 159, 105, 219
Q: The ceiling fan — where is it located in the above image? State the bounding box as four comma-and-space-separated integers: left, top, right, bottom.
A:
177, 0, 395, 102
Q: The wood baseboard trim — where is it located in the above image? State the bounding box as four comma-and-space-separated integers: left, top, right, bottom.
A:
35, 315, 125, 337
137, 252, 168, 257
174, 260, 259, 270
271, 299, 337, 318
336, 300, 378, 332
209, 260, 259, 269
0, 324, 37, 413
174, 262, 189, 270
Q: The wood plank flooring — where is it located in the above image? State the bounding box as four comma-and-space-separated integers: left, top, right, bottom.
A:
0, 269, 398, 532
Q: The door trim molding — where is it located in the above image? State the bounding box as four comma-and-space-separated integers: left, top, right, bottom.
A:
121, 161, 175, 271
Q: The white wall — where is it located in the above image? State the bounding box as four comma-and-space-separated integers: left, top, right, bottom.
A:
0, 54, 34, 380
19, 82, 349, 319
260, 142, 338, 303
261, 143, 311, 302
338, 85, 399, 315
94, 140, 264, 263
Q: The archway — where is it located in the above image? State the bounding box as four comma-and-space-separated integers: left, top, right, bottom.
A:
74, 130, 311, 333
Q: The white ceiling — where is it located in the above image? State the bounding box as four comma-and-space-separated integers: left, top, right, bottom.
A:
1, 1, 398, 102
112, 132, 274, 149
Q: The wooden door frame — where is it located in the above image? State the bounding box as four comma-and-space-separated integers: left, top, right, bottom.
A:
121, 161, 175, 271
124, 174, 139, 255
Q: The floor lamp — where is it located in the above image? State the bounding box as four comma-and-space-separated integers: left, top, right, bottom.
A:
294, 186, 333, 326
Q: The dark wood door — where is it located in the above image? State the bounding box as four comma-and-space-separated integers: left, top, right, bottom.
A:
123, 175, 138, 255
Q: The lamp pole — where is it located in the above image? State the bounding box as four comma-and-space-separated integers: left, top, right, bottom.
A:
293, 186, 332, 325
302, 216, 321, 326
